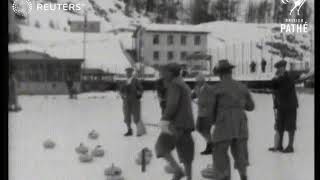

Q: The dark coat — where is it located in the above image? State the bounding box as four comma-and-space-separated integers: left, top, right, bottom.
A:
272, 71, 298, 110
162, 77, 195, 131
191, 83, 215, 119
9, 75, 18, 105
155, 78, 167, 112
211, 79, 255, 143
120, 77, 143, 102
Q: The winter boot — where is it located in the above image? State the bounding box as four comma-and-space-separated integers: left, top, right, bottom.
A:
171, 167, 185, 180
201, 142, 213, 155
268, 146, 283, 152
240, 175, 247, 180
282, 146, 294, 153
124, 128, 133, 136
136, 121, 146, 137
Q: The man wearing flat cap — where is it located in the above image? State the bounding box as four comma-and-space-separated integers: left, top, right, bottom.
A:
191, 73, 215, 155
268, 60, 299, 153
203, 59, 255, 180
119, 67, 146, 137
155, 63, 195, 180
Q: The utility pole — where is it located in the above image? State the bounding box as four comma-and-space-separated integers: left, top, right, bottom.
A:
83, 10, 87, 68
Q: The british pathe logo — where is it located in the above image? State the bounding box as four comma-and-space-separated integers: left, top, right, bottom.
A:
12, 0, 33, 17
281, 0, 306, 16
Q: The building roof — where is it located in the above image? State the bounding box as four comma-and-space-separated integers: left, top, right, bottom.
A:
67, 12, 103, 22
9, 43, 84, 62
9, 43, 47, 54
16, 25, 132, 74
140, 24, 210, 34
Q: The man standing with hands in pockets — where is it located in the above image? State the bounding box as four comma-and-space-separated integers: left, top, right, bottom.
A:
203, 59, 255, 180
119, 67, 146, 137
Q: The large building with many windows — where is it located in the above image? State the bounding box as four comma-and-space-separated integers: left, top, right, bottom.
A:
133, 24, 210, 74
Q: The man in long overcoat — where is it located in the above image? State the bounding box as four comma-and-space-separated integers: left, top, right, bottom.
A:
155, 63, 195, 180
205, 59, 255, 180
268, 60, 299, 153
119, 67, 146, 137
155, 66, 167, 114
191, 73, 215, 155
9, 65, 21, 112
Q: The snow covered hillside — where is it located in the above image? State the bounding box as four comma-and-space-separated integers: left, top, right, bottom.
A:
10, 0, 153, 74
12, 25, 132, 74
198, 21, 313, 72
24, 0, 150, 32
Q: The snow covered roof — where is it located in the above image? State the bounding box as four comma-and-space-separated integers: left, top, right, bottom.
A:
9, 43, 47, 53
141, 24, 210, 33
67, 13, 103, 22
16, 25, 132, 74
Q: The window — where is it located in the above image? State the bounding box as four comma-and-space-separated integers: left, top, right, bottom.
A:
180, 51, 187, 60
181, 35, 187, 45
153, 34, 160, 44
153, 51, 160, 61
167, 35, 174, 45
194, 35, 201, 45
168, 51, 174, 61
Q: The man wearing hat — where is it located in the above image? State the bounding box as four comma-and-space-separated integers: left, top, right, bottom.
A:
155, 65, 168, 114
191, 73, 215, 155
155, 63, 195, 180
203, 59, 255, 180
119, 67, 146, 137
268, 60, 299, 153
9, 64, 21, 112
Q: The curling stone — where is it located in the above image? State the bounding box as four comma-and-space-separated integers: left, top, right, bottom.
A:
164, 164, 175, 174
88, 130, 99, 139
106, 175, 124, 180
135, 148, 152, 165
79, 153, 93, 163
201, 164, 217, 179
92, 145, 105, 157
43, 139, 55, 149
105, 164, 124, 180
104, 164, 122, 176
75, 143, 89, 154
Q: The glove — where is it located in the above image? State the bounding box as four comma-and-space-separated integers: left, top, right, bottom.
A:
210, 125, 215, 135
159, 120, 173, 135
136, 91, 143, 99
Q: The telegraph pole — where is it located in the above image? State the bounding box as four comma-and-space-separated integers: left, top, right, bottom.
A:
83, 10, 87, 67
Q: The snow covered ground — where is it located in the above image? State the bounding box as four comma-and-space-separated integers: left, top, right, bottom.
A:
9, 91, 314, 180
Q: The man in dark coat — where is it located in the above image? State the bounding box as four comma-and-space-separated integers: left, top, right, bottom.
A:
155, 66, 167, 114
66, 75, 77, 99
268, 60, 299, 153
203, 59, 255, 180
119, 67, 146, 137
250, 61, 256, 73
9, 65, 21, 112
191, 73, 215, 155
155, 63, 195, 180
261, 58, 267, 73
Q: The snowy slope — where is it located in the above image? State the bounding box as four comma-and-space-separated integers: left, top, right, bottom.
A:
198, 21, 313, 72
24, 0, 150, 32
16, 25, 131, 74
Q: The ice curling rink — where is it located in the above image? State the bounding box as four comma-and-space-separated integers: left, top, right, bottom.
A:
9, 91, 314, 180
